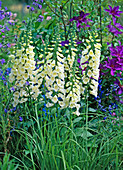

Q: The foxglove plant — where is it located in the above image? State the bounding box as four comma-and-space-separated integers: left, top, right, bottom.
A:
36, 37, 83, 116
9, 32, 43, 107
78, 34, 101, 98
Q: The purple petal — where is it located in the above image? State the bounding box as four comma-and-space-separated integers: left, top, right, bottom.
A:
118, 88, 123, 95
77, 58, 81, 63
111, 68, 115, 76
108, 5, 112, 10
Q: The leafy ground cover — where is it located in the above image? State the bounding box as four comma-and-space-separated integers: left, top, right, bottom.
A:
0, 0, 123, 169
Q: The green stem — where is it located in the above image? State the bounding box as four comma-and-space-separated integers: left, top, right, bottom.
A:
86, 97, 88, 168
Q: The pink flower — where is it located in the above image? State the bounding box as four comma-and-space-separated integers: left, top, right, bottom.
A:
112, 112, 116, 116
46, 16, 51, 20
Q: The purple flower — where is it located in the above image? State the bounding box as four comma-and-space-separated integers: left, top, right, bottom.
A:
4, 81, 7, 86
0, 59, 5, 65
32, 2, 38, 6
118, 59, 123, 66
113, 17, 123, 30
4, 7, 7, 11
109, 44, 123, 59
0, 43, 2, 48
7, 11, 11, 16
77, 58, 81, 63
0, 10, 5, 20
27, 5, 30, 9
19, 116, 23, 121
31, 7, 35, 11
104, 58, 122, 76
0, 1, 2, 7
61, 40, 69, 46
37, 15, 44, 22
26, 81, 30, 85
7, 43, 11, 48
107, 24, 122, 36
1, 29, 4, 33
69, 11, 92, 29
114, 79, 123, 95
8, 21, 12, 25
6, 26, 10, 31
38, 4, 42, 9
105, 5, 123, 17
76, 41, 83, 44
2, 75, 6, 80
10, 87, 15, 91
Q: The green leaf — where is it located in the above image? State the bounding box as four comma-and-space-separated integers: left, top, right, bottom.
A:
73, 117, 82, 124
24, 150, 30, 155
89, 108, 97, 112
74, 128, 93, 139
51, 108, 57, 114
35, 21, 42, 30
0, 161, 2, 167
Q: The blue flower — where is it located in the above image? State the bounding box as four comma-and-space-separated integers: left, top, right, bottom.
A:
42, 108, 46, 112
0, 59, 5, 65
102, 108, 107, 112
19, 116, 23, 121
98, 79, 102, 84
58, 97, 62, 100
4, 109, 7, 113
10, 128, 15, 136
42, 94, 45, 99
103, 117, 107, 120
6, 68, 11, 74
13, 107, 16, 111
2, 75, 6, 80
